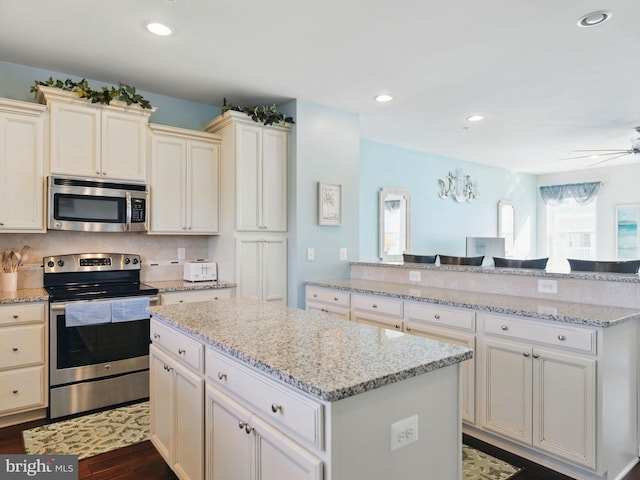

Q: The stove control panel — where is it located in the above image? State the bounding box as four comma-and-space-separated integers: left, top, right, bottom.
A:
43, 253, 142, 273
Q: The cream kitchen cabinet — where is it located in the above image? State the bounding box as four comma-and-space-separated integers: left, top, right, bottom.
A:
37, 86, 153, 182
305, 286, 350, 320
478, 314, 596, 470
236, 234, 287, 303
404, 302, 476, 424
150, 321, 204, 480
0, 99, 46, 232
206, 386, 323, 480
160, 288, 234, 305
205, 111, 289, 232
351, 293, 404, 330
149, 124, 221, 234
0, 302, 47, 427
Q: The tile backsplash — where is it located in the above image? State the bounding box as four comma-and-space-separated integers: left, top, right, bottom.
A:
0, 232, 211, 289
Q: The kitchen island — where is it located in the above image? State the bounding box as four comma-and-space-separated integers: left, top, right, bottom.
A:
148, 297, 472, 480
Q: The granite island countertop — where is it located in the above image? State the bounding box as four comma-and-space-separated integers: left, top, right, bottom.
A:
148, 297, 472, 402
306, 278, 640, 328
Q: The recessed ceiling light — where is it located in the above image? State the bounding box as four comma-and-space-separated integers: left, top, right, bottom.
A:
146, 22, 172, 36
375, 94, 393, 103
577, 10, 612, 27
467, 115, 484, 122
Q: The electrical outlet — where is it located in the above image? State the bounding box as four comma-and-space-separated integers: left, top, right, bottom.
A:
409, 270, 421, 282
307, 247, 315, 261
390, 415, 419, 451
177, 248, 185, 260
538, 279, 558, 294
339, 248, 347, 261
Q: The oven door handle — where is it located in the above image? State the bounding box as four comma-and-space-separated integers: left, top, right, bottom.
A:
50, 296, 159, 312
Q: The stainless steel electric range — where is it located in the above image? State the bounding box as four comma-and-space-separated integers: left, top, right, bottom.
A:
44, 253, 158, 419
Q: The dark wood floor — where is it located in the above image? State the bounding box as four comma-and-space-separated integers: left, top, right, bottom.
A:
2, 417, 640, 479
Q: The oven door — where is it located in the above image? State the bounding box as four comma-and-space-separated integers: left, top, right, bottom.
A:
49, 296, 157, 386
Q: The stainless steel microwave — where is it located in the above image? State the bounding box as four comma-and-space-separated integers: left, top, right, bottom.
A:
47, 176, 148, 232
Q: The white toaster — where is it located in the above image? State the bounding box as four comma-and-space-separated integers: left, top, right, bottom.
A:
183, 261, 217, 282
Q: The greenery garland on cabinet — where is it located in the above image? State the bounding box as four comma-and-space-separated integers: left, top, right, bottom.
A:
222, 97, 295, 126
31, 77, 153, 109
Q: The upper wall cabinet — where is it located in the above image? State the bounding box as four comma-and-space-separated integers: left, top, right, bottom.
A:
205, 111, 289, 232
0, 98, 46, 232
37, 86, 154, 182
148, 124, 221, 235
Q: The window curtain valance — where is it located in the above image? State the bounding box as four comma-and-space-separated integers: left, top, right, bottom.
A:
539, 181, 602, 206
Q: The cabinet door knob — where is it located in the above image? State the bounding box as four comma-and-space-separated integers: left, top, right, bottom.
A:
395, 324, 401, 329
12, 390, 18, 394
523, 352, 530, 357
372, 304, 378, 309
434, 314, 440, 320
557, 335, 566, 341
532, 353, 539, 359
217, 372, 227, 380
313, 294, 318, 298
238, 421, 246, 430
153, 333, 160, 339
406, 326, 411, 332
12, 315, 18, 319
501, 325, 508, 331
12, 347, 18, 352
271, 403, 282, 413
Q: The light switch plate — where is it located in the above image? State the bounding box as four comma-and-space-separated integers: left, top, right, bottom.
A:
307, 247, 315, 261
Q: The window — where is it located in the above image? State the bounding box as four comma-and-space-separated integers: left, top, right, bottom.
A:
546, 197, 597, 272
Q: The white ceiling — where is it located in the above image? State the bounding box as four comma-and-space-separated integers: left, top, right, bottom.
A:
1, 0, 639, 174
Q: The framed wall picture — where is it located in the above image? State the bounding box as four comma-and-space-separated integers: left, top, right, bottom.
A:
318, 182, 342, 226
615, 204, 640, 259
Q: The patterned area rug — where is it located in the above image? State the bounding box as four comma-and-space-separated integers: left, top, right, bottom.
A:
464, 444, 521, 480
22, 401, 150, 460
22, 401, 520, 479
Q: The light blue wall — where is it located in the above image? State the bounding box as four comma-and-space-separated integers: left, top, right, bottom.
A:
359, 140, 538, 261
288, 101, 360, 308
0, 61, 220, 130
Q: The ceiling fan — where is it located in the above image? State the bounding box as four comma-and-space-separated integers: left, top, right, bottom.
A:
560, 126, 640, 166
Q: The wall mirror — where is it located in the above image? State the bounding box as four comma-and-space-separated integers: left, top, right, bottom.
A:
379, 188, 411, 261
498, 200, 515, 256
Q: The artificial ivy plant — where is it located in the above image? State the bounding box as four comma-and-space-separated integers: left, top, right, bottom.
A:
222, 98, 294, 126
31, 77, 153, 109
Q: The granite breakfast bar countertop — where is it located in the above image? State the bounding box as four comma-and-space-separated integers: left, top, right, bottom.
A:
148, 297, 472, 402
306, 278, 640, 328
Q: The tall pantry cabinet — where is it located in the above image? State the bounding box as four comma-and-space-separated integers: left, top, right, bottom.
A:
205, 111, 290, 304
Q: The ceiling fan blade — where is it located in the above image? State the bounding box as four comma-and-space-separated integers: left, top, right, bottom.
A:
588, 152, 631, 166
571, 149, 631, 153
558, 151, 631, 161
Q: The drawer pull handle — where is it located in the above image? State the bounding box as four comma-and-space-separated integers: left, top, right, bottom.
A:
217, 372, 227, 381
153, 333, 160, 339
12, 347, 18, 352
163, 364, 173, 372
532, 353, 540, 359
523, 352, 530, 357
321, 308, 328, 313
178, 348, 186, 355
12, 315, 18, 319
271, 403, 282, 413
333, 297, 339, 301
12, 389, 18, 394
434, 314, 440, 320
557, 335, 566, 341
501, 325, 508, 331
372, 304, 378, 309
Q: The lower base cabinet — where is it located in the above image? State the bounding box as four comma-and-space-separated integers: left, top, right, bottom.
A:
150, 344, 204, 480
206, 385, 322, 480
